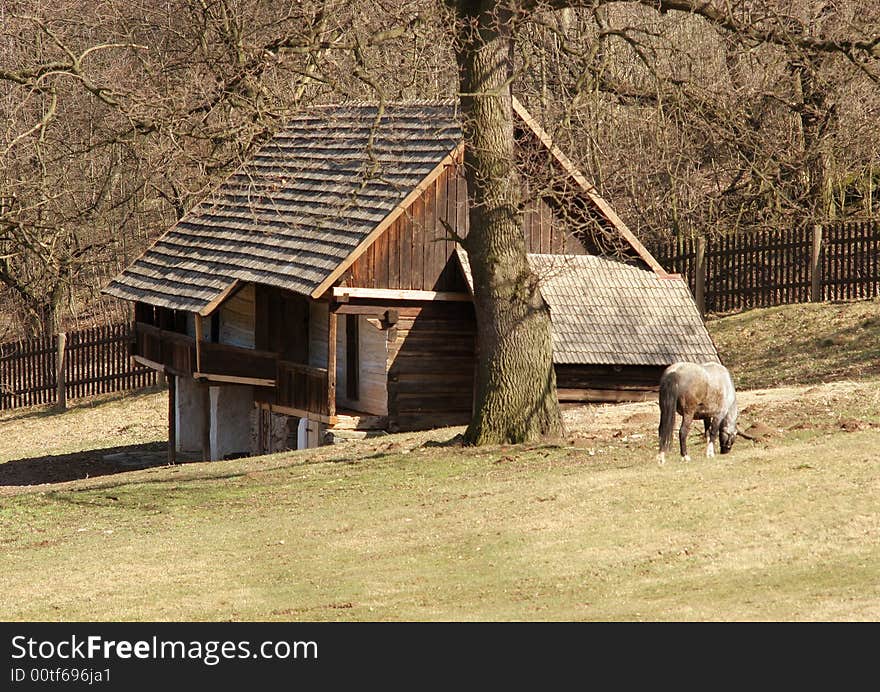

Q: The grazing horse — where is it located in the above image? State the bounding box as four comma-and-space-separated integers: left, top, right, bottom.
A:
657, 362, 738, 465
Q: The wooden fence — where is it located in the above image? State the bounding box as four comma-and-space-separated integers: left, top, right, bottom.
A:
0, 323, 158, 411
650, 219, 880, 315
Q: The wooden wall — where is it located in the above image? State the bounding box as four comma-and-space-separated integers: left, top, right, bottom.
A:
386, 302, 476, 432
309, 302, 389, 416
554, 364, 666, 403
219, 284, 255, 349
344, 163, 469, 292
342, 162, 587, 293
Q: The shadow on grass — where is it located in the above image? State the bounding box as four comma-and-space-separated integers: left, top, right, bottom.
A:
0, 441, 200, 487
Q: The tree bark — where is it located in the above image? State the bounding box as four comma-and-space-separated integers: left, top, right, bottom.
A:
451, 0, 564, 445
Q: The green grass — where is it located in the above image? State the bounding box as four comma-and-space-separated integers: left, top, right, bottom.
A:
1, 301, 880, 621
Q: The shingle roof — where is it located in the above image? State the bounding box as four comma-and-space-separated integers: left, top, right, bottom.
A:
104, 102, 461, 313
457, 249, 718, 366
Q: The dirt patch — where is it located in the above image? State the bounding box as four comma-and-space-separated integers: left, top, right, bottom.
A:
741, 421, 780, 442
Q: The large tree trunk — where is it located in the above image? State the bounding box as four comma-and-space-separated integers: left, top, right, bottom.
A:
452, 1, 564, 445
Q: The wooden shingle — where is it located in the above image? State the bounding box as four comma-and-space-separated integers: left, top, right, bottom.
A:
457, 249, 718, 366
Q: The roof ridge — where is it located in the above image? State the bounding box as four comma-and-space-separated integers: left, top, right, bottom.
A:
306, 99, 458, 109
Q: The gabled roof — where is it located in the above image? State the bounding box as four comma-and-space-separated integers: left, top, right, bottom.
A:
105, 103, 461, 313
104, 99, 663, 314
456, 249, 718, 366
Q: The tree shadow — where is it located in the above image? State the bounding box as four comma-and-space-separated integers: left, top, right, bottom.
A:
0, 441, 199, 487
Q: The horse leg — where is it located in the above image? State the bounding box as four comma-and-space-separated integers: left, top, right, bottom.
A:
679, 413, 693, 462
706, 417, 721, 458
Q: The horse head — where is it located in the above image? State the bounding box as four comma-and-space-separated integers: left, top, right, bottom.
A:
719, 405, 738, 454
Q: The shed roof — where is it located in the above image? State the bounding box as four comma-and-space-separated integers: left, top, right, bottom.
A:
104, 99, 664, 314
456, 249, 718, 366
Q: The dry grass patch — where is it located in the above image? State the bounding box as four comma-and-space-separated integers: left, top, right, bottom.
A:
708, 298, 880, 389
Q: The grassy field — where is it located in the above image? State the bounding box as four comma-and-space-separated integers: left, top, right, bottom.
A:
1, 300, 879, 621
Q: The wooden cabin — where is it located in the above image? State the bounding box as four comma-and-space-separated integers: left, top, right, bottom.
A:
104, 99, 718, 461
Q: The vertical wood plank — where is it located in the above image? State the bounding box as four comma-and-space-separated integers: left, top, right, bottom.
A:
434, 174, 447, 290
327, 310, 337, 419
400, 214, 413, 291
412, 195, 425, 291
424, 179, 437, 289
388, 217, 400, 290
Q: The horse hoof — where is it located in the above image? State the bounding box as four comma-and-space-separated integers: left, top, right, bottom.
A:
656, 452, 666, 466
683, 455, 691, 463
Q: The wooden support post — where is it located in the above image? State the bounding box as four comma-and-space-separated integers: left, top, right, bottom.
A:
201, 381, 211, 462
194, 312, 203, 374
167, 373, 177, 465
811, 224, 823, 302
327, 310, 337, 420
55, 332, 67, 411
695, 236, 707, 318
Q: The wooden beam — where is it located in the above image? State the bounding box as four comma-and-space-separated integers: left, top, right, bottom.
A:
331, 287, 472, 302
310, 143, 466, 299
193, 372, 275, 387
511, 97, 667, 276
55, 332, 67, 412
327, 310, 337, 419
197, 279, 241, 316
331, 304, 392, 316
695, 236, 706, 318
264, 402, 336, 426
133, 354, 165, 372
557, 387, 656, 403
811, 224, 823, 302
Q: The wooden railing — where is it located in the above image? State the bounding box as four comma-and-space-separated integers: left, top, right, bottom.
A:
134, 323, 195, 375
134, 322, 331, 419
199, 342, 278, 382
276, 360, 329, 417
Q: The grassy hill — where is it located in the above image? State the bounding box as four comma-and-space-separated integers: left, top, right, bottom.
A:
1, 299, 879, 621
708, 297, 880, 389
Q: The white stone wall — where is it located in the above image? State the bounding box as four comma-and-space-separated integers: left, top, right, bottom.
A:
209, 384, 254, 460
175, 376, 206, 454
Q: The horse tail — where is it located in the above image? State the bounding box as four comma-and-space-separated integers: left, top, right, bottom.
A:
658, 374, 679, 455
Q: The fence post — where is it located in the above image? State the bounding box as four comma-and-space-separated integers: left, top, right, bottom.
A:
55, 332, 67, 411
167, 372, 177, 465
811, 224, 823, 302
695, 236, 707, 318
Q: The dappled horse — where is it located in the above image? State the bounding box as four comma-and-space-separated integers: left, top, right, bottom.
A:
657, 362, 738, 465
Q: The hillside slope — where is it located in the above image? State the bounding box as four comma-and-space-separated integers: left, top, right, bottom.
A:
707, 297, 880, 389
